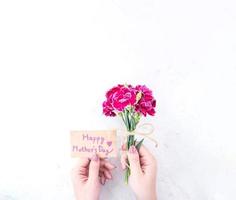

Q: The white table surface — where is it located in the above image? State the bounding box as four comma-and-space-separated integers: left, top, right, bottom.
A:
0, 0, 236, 199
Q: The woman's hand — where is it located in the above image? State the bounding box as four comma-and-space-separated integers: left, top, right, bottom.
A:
71, 154, 116, 200
121, 144, 157, 200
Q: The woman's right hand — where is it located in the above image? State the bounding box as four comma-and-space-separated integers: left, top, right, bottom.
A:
120, 144, 157, 200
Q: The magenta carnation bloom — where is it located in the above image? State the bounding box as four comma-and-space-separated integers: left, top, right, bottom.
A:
134, 85, 156, 116
103, 84, 136, 114
103, 84, 156, 117
105, 84, 124, 100
111, 86, 136, 111
102, 101, 116, 116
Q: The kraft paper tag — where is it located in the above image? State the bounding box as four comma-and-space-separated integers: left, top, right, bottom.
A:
70, 130, 117, 158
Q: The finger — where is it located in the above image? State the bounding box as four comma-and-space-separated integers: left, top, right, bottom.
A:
121, 154, 128, 170
99, 168, 112, 179
120, 143, 128, 170
71, 158, 90, 182
120, 148, 128, 170
99, 167, 113, 180
101, 172, 106, 185
73, 157, 90, 169
139, 145, 157, 175
100, 166, 113, 173
121, 143, 127, 151
103, 169, 113, 180
101, 160, 116, 170
127, 145, 143, 176
139, 145, 156, 165
99, 170, 103, 177
99, 172, 106, 185
88, 154, 100, 182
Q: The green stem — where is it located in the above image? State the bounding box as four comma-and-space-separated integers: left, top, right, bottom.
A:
124, 167, 131, 184
121, 108, 140, 184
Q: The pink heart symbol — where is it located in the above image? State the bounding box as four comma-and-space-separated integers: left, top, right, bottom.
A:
106, 141, 112, 147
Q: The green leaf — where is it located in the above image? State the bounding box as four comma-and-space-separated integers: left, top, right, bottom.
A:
134, 112, 141, 125
128, 135, 134, 149
135, 138, 144, 151
125, 109, 131, 131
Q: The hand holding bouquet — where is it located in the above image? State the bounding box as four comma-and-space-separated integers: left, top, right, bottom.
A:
102, 84, 156, 183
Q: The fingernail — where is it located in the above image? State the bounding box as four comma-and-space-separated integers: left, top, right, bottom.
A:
91, 154, 98, 162
102, 178, 106, 185
129, 145, 137, 154
121, 144, 126, 151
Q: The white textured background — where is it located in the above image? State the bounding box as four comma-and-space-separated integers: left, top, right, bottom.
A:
0, 0, 236, 200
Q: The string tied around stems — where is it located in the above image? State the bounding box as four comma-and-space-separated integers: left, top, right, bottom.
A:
117, 123, 158, 148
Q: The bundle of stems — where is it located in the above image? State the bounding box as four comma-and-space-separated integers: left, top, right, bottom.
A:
120, 107, 144, 184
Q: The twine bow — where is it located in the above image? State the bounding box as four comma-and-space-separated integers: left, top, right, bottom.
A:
117, 123, 158, 147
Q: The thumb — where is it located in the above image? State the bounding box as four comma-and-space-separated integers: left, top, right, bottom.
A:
127, 145, 142, 177
88, 154, 100, 182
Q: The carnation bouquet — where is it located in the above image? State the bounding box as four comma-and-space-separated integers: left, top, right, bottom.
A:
102, 84, 156, 183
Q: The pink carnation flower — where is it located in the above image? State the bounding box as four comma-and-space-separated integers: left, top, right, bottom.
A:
102, 84, 136, 116
102, 84, 156, 117
111, 86, 136, 111
102, 101, 116, 116
134, 85, 156, 116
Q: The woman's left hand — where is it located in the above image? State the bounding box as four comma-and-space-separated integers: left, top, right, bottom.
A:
71, 154, 116, 200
